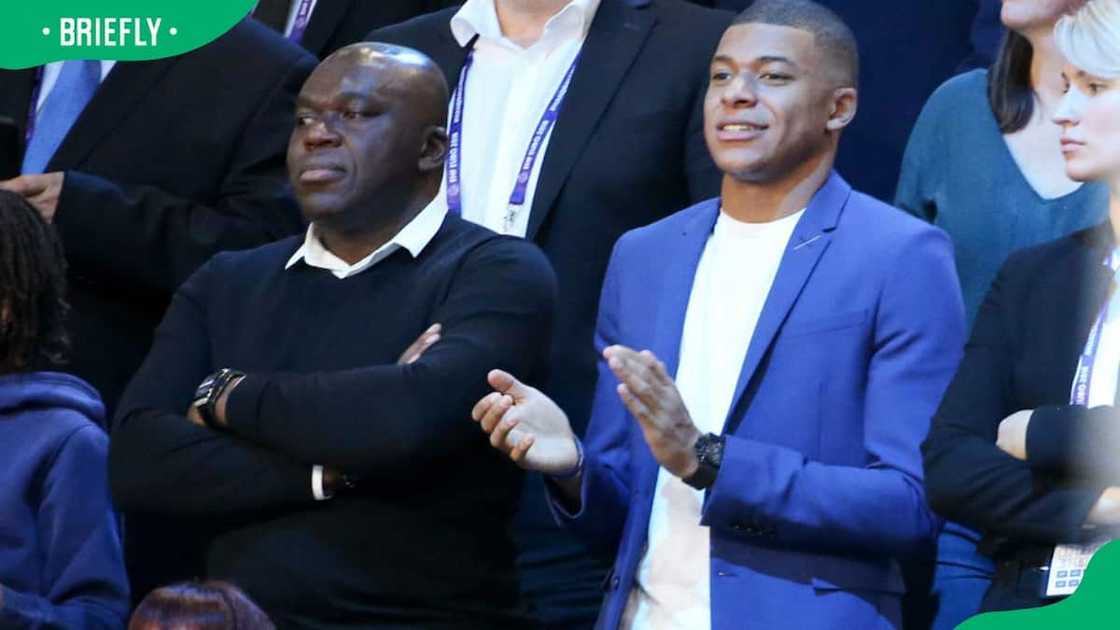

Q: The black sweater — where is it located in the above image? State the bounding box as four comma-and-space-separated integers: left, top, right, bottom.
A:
110, 214, 557, 629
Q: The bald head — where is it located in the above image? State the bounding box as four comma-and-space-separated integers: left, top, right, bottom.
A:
316, 42, 450, 128
288, 42, 451, 231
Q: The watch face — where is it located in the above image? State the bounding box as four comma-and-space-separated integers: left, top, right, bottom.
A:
194, 376, 218, 406
697, 434, 723, 467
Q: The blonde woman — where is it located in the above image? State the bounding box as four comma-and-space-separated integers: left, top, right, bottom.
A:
924, 0, 1120, 614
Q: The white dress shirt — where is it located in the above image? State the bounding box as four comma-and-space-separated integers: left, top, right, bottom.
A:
285, 197, 446, 279
622, 209, 805, 630
35, 61, 116, 112
441, 0, 601, 237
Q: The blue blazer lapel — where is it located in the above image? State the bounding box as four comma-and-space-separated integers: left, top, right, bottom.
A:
649, 200, 719, 378
721, 172, 852, 433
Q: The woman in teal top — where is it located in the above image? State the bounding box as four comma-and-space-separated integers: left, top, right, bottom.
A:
897, 12, 1106, 326
896, 1, 1105, 628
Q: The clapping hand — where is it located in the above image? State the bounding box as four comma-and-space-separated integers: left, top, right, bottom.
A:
471, 370, 581, 476
603, 345, 701, 480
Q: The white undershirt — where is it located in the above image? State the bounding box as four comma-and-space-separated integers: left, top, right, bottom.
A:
441, 0, 599, 237
623, 208, 805, 630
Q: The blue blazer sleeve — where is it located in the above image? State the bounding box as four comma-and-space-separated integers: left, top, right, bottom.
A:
548, 238, 634, 552
701, 228, 966, 556
0, 426, 129, 630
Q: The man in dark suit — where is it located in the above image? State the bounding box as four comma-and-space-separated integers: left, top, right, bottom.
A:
0, 20, 316, 418
253, 0, 463, 58
686, 0, 984, 202
370, 0, 731, 626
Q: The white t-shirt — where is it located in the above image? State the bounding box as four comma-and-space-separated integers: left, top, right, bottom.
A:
622, 208, 805, 630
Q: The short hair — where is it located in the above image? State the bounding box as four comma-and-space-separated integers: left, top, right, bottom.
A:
1055, 0, 1120, 79
0, 190, 68, 374
128, 581, 275, 630
732, 0, 859, 87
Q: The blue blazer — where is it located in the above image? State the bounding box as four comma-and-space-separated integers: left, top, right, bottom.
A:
551, 173, 966, 629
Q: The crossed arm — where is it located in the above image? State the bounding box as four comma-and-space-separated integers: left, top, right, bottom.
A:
111, 240, 557, 516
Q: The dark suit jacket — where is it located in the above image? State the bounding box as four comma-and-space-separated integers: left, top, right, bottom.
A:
295, 0, 463, 58
0, 20, 316, 415
688, 0, 982, 202
371, 0, 728, 438
370, 0, 730, 621
923, 223, 1120, 608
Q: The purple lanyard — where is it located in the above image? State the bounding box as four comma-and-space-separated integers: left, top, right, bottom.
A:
25, 66, 45, 144
287, 0, 314, 44
446, 47, 581, 232
1070, 250, 1120, 406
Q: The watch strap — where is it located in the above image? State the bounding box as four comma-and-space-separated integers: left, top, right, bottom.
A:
683, 433, 724, 490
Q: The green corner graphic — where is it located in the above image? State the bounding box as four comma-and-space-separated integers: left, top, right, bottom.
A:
2, 1, 257, 69
960, 540, 1120, 629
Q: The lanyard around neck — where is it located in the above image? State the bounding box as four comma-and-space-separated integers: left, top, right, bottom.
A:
445, 39, 581, 233
1070, 250, 1120, 406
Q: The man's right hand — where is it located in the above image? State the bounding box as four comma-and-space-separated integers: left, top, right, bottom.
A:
472, 370, 580, 476
398, 324, 441, 365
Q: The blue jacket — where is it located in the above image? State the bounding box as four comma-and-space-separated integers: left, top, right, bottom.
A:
0, 372, 128, 629
551, 173, 966, 629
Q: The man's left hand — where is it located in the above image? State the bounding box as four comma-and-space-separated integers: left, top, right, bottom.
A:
604, 345, 701, 479
0, 173, 64, 223
184, 375, 245, 429
996, 409, 1034, 461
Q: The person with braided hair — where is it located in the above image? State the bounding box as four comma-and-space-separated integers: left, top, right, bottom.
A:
0, 189, 129, 628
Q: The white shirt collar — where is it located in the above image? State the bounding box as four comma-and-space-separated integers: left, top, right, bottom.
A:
285, 197, 446, 279
450, 0, 601, 49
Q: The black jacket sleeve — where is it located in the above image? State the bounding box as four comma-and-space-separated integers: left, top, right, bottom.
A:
1027, 404, 1120, 483
54, 51, 315, 296
922, 256, 1106, 545
223, 237, 558, 478
109, 257, 317, 516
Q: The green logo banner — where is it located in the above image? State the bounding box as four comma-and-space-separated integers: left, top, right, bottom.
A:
961, 540, 1120, 629
1, 1, 256, 69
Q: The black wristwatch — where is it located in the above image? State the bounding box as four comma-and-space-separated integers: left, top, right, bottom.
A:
683, 433, 725, 490
192, 368, 244, 429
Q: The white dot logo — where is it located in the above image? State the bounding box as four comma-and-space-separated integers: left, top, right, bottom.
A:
42, 27, 50, 36
169, 27, 179, 36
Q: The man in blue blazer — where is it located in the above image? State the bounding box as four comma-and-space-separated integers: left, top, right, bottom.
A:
472, 1, 965, 628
